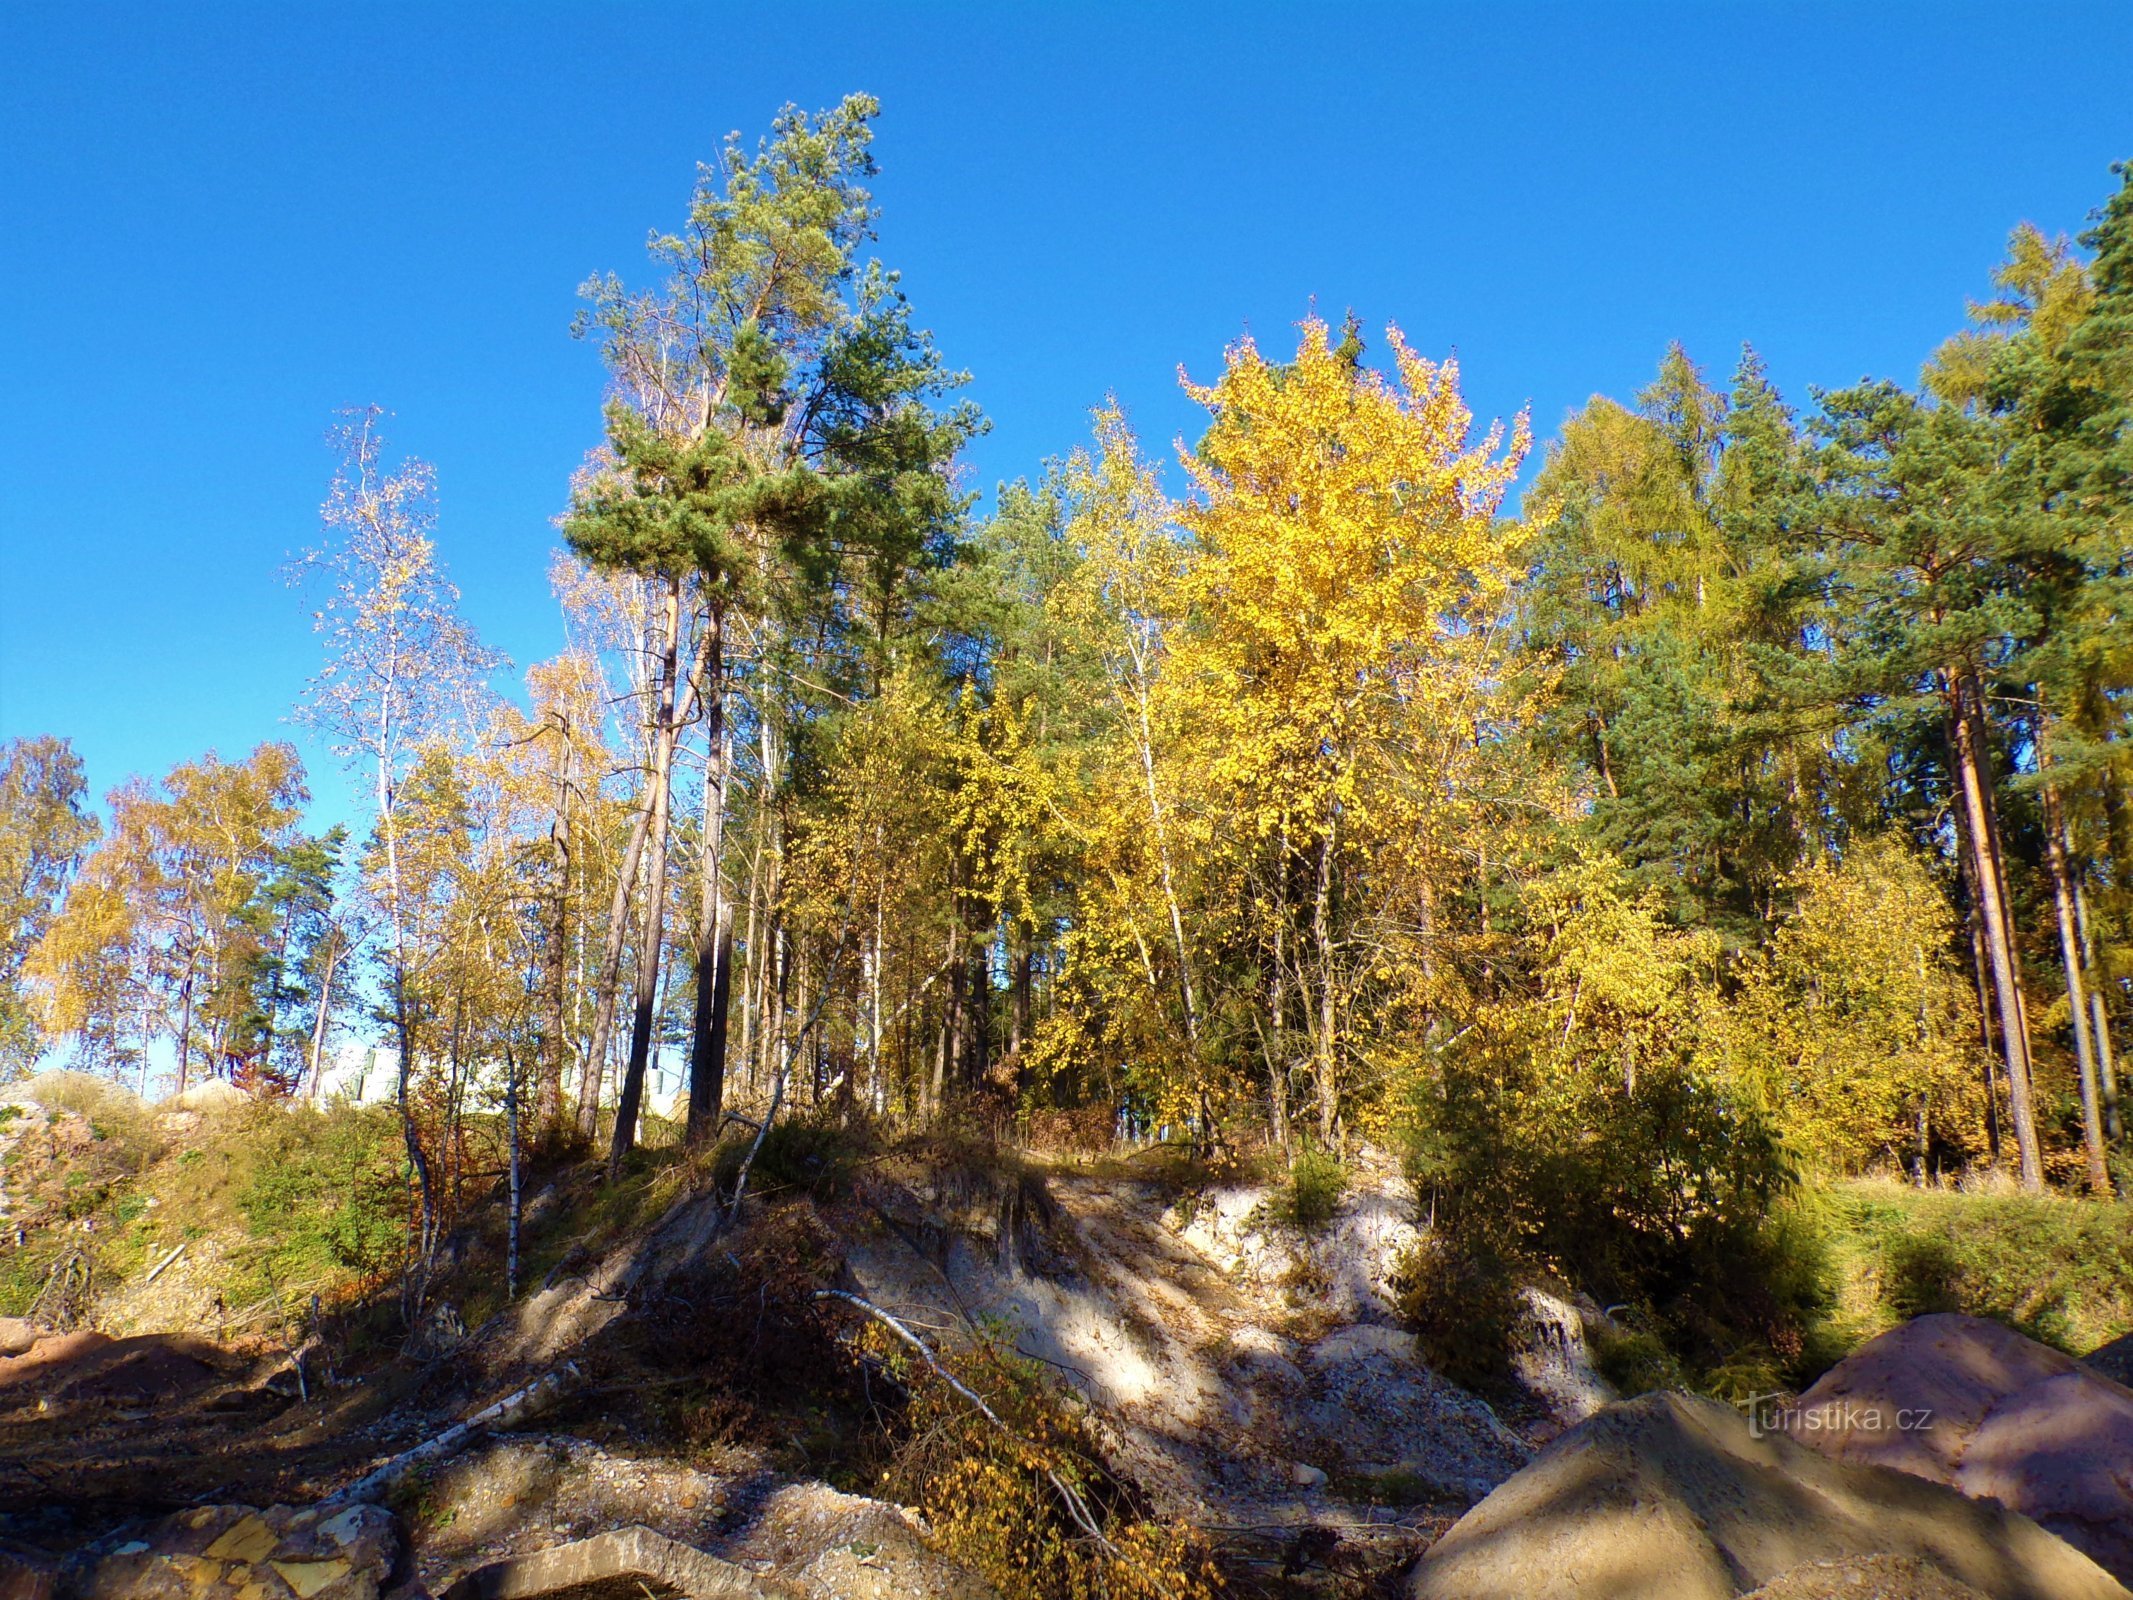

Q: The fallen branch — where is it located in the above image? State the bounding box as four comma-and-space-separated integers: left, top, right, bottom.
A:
140, 1242, 187, 1287
814, 1289, 1119, 1556
325, 1362, 581, 1506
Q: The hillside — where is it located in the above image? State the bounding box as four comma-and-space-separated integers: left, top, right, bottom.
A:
5, 1074, 2133, 1598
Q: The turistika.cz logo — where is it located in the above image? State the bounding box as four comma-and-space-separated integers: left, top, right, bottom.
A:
1742, 1394, 1935, 1440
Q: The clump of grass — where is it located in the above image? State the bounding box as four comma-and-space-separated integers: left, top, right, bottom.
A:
1280, 1147, 1347, 1232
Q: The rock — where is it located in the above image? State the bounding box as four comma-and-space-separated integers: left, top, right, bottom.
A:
1510, 1286, 1615, 1428
1407, 1390, 2128, 1600
439, 1526, 766, 1598
1302, 1324, 1529, 1504
71, 1503, 399, 1600
2082, 1331, 2133, 1390
1172, 1178, 1423, 1320
1290, 1462, 1327, 1488
0, 1318, 42, 1359
1742, 1553, 1996, 1600
171, 1080, 250, 1113
1787, 1313, 2133, 1583
0, 1548, 56, 1600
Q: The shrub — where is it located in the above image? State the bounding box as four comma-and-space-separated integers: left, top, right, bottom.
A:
874, 1324, 1222, 1600
1398, 1032, 1813, 1394
1281, 1148, 1347, 1232
712, 1112, 867, 1201
229, 1103, 407, 1298
1814, 1180, 2133, 1360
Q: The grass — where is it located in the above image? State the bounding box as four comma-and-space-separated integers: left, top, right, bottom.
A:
1806, 1176, 2133, 1363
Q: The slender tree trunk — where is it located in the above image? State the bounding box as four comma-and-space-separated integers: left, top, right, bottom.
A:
1133, 687, 1200, 1046
1012, 937, 1033, 1057
1267, 889, 1292, 1152
1949, 672, 2042, 1191
175, 958, 196, 1096
609, 578, 685, 1174
2071, 871, 2121, 1143
686, 606, 731, 1146
2046, 788, 2111, 1193
930, 899, 960, 1120
738, 822, 763, 1095
868, 889, 885, 1114
306, 933, 341, 1103
1311, 820, 1339, 1146
576, 770, 655, 1139
1955, 829, 2004, 1163
538, 729, 574, 1135
505, 1054, 521, 1299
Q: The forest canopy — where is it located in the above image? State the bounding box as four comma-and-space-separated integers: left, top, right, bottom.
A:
8, 101, 2131, 1249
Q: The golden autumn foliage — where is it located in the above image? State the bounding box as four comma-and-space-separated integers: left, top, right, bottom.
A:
1712, 837, 1991, 1173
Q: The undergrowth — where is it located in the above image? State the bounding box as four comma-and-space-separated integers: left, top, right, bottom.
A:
873, 1324, 1224, 1600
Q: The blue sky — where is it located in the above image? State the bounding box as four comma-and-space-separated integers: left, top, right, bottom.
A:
3, 2, 2130, 831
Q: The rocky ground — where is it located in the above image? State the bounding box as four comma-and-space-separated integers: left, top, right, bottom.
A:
4, 1128, 2131, 1600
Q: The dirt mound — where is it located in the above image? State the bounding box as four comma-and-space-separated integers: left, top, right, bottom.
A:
0, 1329, 233, 1406
1406, 1390, 2128, 1600
1788, 1312, 2133, 1582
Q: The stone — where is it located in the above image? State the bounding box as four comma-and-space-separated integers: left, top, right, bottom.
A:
0, 1317, 43, 1359
204, 1517, 280, 1564
71, 1503, 399, 1600
1510, 1286, 1616, 1428
438, 1526, 768, 1598
1787, 1313, 2133, 1584
1407, 1391, 2128, 1600
1290, 1462, 1327, 1488
0, 1548, 56, 1600
1300, 1322, 1529, 1505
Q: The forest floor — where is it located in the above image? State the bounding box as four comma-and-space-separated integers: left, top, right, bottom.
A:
4, 1080, 2132, 1599
0, 1117, 1557, 1597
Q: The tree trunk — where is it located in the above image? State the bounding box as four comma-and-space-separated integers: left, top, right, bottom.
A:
1949, 671, 2042, 1191
1311, 820, 1339, 1146
538, 726, 575, 1136
1266, 890, 1292, 1152
685, 605, 730, 1146
608, 577, 685, 1175
305, 933, 341, 1103
2071, 870, 2121, 1143
575, 766, 655, 1140
175, 959, 196, 1095
2046, 788, 2112, 1193
1955, 831, 2004, 1163
868, 896, 886, 1114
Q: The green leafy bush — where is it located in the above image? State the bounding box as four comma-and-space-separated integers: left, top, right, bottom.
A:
229, 1103, 406, 1298
713, 1112, 867, 1201
1399, 1036, 1811, 1392
1815, 1181, 2133, 1359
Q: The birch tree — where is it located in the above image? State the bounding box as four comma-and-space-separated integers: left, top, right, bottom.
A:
292, 407, 502, 1268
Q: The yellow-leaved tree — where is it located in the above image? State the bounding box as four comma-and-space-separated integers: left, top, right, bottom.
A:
1713, 836, 1989, 1175
1169, 317, 1528, 1141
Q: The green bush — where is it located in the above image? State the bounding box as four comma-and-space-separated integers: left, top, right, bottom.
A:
1398, 1042, 1814, 1394
714, 1113, 866, 1201
1281, 1148, 1347, 1232
1814, 1181, 2133, 1360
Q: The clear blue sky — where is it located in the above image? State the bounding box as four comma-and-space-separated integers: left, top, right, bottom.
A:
3, 3, 2130, 830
